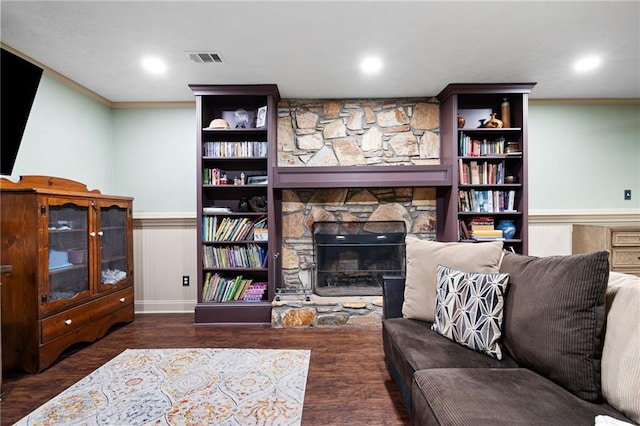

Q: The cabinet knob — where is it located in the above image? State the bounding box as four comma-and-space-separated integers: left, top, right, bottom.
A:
65, 319, 72, 325
119, 297, 125, 303
90, 231, 96, 237
98, 231, 104, 237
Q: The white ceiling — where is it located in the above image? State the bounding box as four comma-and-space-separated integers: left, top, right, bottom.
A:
1, 1, 639, 103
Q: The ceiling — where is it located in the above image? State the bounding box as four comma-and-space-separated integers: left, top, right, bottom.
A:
1, 1, 639, 103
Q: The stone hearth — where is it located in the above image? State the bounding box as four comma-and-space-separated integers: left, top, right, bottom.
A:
271, 295, 383, 328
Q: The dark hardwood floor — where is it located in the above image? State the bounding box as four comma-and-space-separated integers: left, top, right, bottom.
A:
1, 313, 409, 426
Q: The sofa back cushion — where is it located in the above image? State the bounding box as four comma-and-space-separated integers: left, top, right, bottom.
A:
601, 272, 640, 424
402, 236, 504, 322
499, 250, 609, 401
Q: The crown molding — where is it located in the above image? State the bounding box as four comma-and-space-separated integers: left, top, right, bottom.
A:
111, 102, 195, 109
530, 98, 640, 105
1, 42, 112, 107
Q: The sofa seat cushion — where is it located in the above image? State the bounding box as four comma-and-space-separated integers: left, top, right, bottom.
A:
382, 318, 517, 409
411, 368, 634, 426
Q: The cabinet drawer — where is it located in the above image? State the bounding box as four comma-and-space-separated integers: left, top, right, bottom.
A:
41, 287, 133, 343
611, 247, 640, 269
612, 231, 640, 246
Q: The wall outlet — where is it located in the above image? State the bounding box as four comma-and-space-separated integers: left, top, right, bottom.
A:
624, 189, 632, 200
182, 275, 190, 286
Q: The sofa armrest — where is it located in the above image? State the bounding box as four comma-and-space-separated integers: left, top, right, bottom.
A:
382, 275, 406, 319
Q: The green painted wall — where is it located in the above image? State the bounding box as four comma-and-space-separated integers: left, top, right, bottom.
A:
7, 75, 114, 192
111, 108, 196, 213
529, 103, 640, 211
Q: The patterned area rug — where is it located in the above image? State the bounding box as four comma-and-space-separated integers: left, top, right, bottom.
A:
16, 348, 311, 426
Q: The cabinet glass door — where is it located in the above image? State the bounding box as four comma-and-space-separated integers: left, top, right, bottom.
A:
46, 200, 92, 309
98, 202, 130, 291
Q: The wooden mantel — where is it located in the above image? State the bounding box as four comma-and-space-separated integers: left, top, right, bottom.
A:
272, 165, 452, 189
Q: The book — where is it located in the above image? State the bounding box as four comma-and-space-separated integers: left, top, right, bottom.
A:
471, 229, 504, 237
203, 207, 232, 214
471, 236, 505, 241
459, 220, 471, 240
470, 217, 494, 230
470, 161, 480, 184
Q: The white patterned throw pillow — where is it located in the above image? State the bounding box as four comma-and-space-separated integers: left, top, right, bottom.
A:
431, 264, 510, 359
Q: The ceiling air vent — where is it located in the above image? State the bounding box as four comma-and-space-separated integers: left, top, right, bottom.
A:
186, 52, 224, 63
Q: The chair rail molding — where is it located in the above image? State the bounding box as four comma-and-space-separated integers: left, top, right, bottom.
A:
529, 209, 640, 224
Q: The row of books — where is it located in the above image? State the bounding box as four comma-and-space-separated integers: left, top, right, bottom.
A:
459, 159, 506, 185
468, 217, 496, 230
203, 141, 268, 158
203, 168, 235, 185
203, 215, 267, 242
203, 244, 268, 269
459, 133, 506, 157
459, 189, 516, 213
459, 217, 505, 241
202, 273, 267, 302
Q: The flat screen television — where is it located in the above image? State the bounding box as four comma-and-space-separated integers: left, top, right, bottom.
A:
1, 48, 43, 175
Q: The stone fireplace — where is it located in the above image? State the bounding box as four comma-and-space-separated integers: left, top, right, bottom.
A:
271, 186, 438, 327
313, 220, 406, 297
279, 187, 436, 291
271, 97, 442, 327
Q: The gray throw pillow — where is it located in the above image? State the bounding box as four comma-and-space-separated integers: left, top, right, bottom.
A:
499, 250, 609, 401
431, 265, 510, 359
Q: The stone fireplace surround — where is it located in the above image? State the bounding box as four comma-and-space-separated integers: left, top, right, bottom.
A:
271, 97, 449, 327
313, 220, 406, 297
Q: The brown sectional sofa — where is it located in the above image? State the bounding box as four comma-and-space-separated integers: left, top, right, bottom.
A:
382, 238, 640, 425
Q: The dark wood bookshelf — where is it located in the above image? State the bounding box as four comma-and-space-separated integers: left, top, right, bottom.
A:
437, 83, 536, 254
190, 84, 280, 325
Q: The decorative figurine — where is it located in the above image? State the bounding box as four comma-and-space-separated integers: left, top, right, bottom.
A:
485, 113, 503, 128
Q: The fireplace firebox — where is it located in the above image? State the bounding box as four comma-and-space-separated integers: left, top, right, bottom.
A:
312, 221, 406, 297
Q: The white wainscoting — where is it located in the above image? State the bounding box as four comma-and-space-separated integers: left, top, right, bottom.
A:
133, 213, 198, 314
528, 210, 640, 256
133, 210, 640, 314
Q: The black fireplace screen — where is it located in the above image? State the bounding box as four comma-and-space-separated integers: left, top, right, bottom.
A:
312, 221, 406, 296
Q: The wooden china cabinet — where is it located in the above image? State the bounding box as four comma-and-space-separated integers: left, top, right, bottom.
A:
0, 176, 134, 373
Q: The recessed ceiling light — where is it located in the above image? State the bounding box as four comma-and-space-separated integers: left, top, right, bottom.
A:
141, 56, 167, 74
360, 56, 383, 74
573, 55, 601, 73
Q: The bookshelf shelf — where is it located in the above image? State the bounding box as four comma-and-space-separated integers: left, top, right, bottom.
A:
203, 267, 268, 272
437, 83, 536, 254
458, 184, 522, 188
460, 128, 522, 132
203, 157, 267, 161
457, 211, 523, 216
190, 84, 280, 325
202, 128, 267, 134
203, 240, 268, 244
